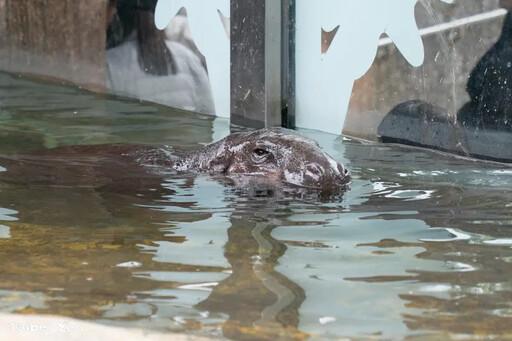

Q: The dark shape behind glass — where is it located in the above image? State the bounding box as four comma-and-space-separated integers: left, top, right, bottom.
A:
459, 10, 512, 130
104, 0, 215, 114
378, 3, 512, 163
107, 0, 176, 76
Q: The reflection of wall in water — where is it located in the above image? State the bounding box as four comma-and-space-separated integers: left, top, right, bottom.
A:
345, 2, 505, 140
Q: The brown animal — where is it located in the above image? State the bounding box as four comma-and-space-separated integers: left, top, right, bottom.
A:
0, 128, 350, 199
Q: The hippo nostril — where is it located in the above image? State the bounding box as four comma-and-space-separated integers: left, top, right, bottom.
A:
336, 163, 350, 177
337, 163, 345, 174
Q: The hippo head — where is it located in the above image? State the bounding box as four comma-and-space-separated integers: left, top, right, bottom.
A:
173, 128, 350, 191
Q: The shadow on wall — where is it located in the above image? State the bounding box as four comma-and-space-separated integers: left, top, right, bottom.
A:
105, 0, 215, 115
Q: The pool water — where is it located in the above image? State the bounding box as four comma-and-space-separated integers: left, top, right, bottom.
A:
0, 72, 512, 340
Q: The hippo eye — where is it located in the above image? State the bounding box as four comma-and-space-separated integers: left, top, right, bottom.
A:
252, 147, 272, 163
253, 148, 269, 157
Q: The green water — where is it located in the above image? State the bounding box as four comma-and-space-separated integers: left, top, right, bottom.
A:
0, 72, 512, 340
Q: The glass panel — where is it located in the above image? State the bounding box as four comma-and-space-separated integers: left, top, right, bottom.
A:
295, 0, 511, 162
107, 0, 230, 116
154, 0, 230, 117
0, 0, 230, 118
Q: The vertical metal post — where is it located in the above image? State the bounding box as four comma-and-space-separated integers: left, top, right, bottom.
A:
281, 0, 295, 128
231, 0, 283, 128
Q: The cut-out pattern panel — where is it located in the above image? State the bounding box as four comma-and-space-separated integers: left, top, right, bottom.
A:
295, 0, 453, 134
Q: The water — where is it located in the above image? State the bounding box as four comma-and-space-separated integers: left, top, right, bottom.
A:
1, 72, 512, 340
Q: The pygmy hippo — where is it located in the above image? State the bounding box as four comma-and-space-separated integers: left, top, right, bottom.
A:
173, 127, 351, 189
0, 128, 350, 197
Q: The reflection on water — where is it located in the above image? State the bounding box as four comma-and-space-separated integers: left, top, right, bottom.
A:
0, 73, 512, 339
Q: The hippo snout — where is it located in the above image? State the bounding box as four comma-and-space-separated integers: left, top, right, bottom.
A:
301, 161, 350, 189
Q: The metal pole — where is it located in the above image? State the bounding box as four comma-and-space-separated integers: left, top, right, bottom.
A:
281, 0, 295, 129
230, 0, 283, 128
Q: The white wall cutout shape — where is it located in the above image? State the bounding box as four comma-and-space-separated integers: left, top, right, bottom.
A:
155, 0, 230, 118
295, 0, 453, 135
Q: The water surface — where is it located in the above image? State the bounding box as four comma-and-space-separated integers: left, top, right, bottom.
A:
0, 73, 512, 340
